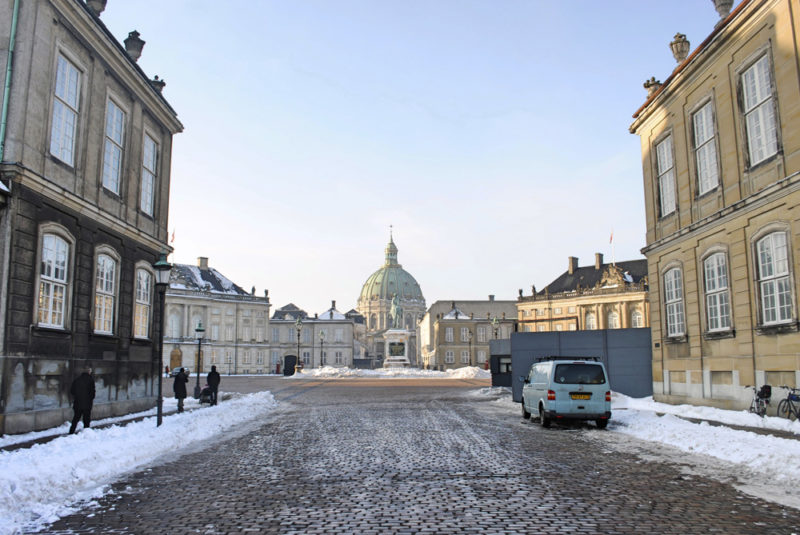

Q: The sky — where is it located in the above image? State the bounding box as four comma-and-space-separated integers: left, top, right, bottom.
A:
98, 1, 725, 315
1, 370, 799, 534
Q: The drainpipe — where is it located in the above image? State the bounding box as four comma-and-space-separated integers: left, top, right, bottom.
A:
0, 0, 20, 162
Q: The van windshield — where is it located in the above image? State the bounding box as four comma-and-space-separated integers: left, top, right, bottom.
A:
554, 364, 606, 385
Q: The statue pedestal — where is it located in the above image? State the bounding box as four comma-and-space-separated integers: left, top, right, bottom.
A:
383, 329, 411, 367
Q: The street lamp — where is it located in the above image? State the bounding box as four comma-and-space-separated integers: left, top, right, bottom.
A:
468, 329, 473, 367
194, 321, 204, 398
319, 330, 325, 368
295, 317, 303, 374
152, 251, 171, 427
491, 316, 499, 339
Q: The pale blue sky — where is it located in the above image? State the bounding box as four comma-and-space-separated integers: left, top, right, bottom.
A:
101, 1, 722, 315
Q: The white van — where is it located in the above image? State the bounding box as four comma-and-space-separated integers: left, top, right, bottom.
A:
520, 357, 611, 429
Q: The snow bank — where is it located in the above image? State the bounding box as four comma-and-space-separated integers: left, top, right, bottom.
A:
291, 365, 491, 379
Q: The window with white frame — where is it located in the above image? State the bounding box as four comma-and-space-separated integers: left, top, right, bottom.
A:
94, 253, 117, 334
38, 233, 70, 328
477, 350, 486, 363
225, 350, 233, 364
445, 327, 453, 342
477, 326, 486, 342
656, 135, 676, 216
271, 350, 279, 366
536, 309, 545, 316
211, 324, 219, 341
302, 351, 310, 365
102, 99, 125, 194
460, 327, 470, 342
568, 324, 577, 331
757, 232, 793, 324
568, 306, 576, 313
742, 54, 778, 166
335, 351, 343, 365
257, 351, 264, 364
461, 350, 470, 364
271, 327, 279, 342
321, 351, 327, 365
664, 267, 686, 337
211, 350, 218, 364
537, 325, 546, 332
168, 313, 180, 338
50, 54, 80, 165
554, 307, 562, 314
445, 350, 455, 364
243, 350, 251, 364
303, 328, 311, 343
693, 101, 719, 195
335, 328, 343, 342
555, 324, 563, 331
585, 313, 596, 330
607, 311, 620, 329
133, 268, 151, 338
242, 324, 251, 341
141, 134, 157, 213
631, 310, 644, 328
225, 325, 234, 341
704, 252, 731, 331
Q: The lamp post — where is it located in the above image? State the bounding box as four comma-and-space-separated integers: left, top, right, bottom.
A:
295, 317, 303, 374
491, 316, 499, 339
319, 330, 325, 368
468, 329, 473, 367
194, 321, 204, 398
152, 251, 171, 427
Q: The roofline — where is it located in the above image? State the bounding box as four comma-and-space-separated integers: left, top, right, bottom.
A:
631, 0, 753, 122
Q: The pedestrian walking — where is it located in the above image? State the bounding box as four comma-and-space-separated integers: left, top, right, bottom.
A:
207, 365, 221, 405
173, 367, 188, 412
69, 366, 95, 434
164, 365, 170, 378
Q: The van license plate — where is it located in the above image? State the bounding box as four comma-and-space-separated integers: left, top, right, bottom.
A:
570, 393, 591, 400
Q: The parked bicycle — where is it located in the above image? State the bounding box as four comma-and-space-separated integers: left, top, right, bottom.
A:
777, 385, 800, 421
745, 384, 771, 417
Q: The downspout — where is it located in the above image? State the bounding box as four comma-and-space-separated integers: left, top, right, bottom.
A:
0, 0, 20, 162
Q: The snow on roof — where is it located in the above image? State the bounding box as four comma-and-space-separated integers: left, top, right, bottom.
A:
442, 307, 469, 320
319, 308, 346, 320
170, 264, 249, 296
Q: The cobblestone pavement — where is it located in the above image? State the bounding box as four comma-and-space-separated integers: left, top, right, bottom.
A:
42, 378, 800, 534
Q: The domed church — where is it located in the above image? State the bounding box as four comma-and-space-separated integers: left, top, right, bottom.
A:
357, 234, 426, 364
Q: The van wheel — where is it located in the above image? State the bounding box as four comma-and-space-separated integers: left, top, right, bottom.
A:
539, 406, 551, 428
521, 398, 531, 420
595, 419, 608, 430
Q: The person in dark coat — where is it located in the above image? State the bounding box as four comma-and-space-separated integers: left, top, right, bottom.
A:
173, 367, 188, 413
69, 366, 95, 434
207, 365, 221, 405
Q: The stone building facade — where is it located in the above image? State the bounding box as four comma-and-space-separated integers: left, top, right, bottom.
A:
516, 254, 649, 333
630, 0, 800, 408
0, 0, 182, 433
418, 299, 517, 370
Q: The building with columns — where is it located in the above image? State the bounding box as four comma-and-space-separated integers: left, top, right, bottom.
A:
162, 257, 271, 375
418, 299, 517, 370
516, 254, 649, 333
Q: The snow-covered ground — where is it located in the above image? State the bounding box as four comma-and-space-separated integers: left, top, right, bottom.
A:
290, 365, 492, 379
1, 367, 799, 534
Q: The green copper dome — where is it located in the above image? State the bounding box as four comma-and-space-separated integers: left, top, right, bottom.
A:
359, 237, 424, 303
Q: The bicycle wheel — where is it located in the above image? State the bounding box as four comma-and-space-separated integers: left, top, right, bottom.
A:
777, 399, 789, 419
789, 401, 799, 422
756, 399, 767, 417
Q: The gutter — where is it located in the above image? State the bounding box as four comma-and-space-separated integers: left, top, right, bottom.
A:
0, 0, 20, 163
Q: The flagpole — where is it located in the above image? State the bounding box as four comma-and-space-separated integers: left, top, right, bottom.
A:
610, 229, 615, 266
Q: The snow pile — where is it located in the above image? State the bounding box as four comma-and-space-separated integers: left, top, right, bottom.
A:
292, 366, 491, 379
0, 391, 277, 535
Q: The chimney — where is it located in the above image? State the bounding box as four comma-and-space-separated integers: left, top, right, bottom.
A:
568, 256, 579, 275
488, 294, 495, 301
197, 257, 209, 270
670, 33, 690, 63
86, 0, 107, 17
595, 253, 604, 270
124, 31, 145, 62
331, 300, 336, 310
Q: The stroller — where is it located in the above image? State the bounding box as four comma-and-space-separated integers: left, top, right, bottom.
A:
199, 384, 214, 405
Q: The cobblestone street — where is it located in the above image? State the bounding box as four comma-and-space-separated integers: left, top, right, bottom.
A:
43, 378, 800, 534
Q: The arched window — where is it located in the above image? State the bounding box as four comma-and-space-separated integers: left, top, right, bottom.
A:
704, 252, 731, 331
757, 232, 793, 324
168, 313, 181, 338
631, 310, 644, 328
133, 267, 152, 338
37, 233, 71, 328
94, 252, 118, 334
585, 313, 596, 330
607, 311, 620, 329
664, 267, 685, 336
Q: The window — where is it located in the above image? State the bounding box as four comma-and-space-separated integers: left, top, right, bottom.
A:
757, 232, 793, 324
445, 327, 453, 342
302, 351, 310, 365
225, 350, 233, 364
50, 54, 80, 165
94, 253, 117, 334
460, 327, 469, 342
133, 268, 151, 338
568, 306, 576, 313
257, 351, 264, 364
303, 328, 311, 343
141, 134, 157, 214
742, 54, 778, 166
632, 310, 644, 328
168, 313, 180, 338
243, 325, 251, 340
664, 268, 685, 337
321, 351, 327, 365
211, 350, 218, 364
335, 328, 343, 342
477, 350, 486, 364
568, 324, 577, 331
445, 351, 455, 364
225, 325, 233, 341
271, 327, 279, 342
38, 233, 70, 328
537, 325, 546, 332
585, 313, 596, 330
607, 312, 620, 329
555, 324, 563, 331
243, 350, 251, 364
461, 350, 470, 364
335, 351, 343, 365
211, 324, 220, 341
656, 135, 676, 216
536, 309, 545, 316
693, 101, 718, 195
554, 307, 562, 314
477, 326, 486, 342
102, 99, 125, 194
271, 350, 279, 366
704, 253, 731, 331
